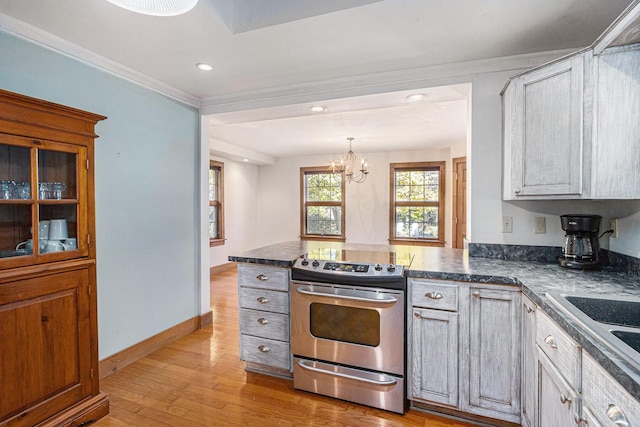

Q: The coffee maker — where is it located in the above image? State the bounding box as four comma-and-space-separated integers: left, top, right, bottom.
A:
559, 214, 602, 270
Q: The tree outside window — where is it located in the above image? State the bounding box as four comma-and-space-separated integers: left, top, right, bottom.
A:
209, 160, 224, 246
300, 167, 345, 241
390, 162, 445, 246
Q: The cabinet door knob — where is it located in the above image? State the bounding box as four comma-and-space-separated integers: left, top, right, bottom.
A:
256, 296, 270, 304
258, 345, 270, 353
514, 188, 521, 194
472, 291, 480, 298
544, 335, 558, 349
526, 306, 534, 313
560, 393, 571, 405
425, 291, 443, 300
256, 274, 269, 281
257, 318, 269, 325
606, 404, 631, 426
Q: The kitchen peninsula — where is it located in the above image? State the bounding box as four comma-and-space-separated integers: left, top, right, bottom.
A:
230, 241, 640, 426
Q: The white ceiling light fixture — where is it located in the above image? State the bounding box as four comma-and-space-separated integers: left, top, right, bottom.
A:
405, 93, 427, 102
105, 0, 198, 16
331, 138, 369, 184
308, 105, 328, 113
196, 63, 213, 71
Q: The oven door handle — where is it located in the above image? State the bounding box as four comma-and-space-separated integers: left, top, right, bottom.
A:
297, 359, 398, 386
295, 286, 397, 304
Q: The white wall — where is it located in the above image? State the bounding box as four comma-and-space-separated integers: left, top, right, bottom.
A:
209, 157, 260, 265
252, 146, 464, 248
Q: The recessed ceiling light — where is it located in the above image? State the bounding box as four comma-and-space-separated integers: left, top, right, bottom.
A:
196, 63, 213, 71
308, 106, 328, 113
243, 159, 249, 162
406, 93, 427, 102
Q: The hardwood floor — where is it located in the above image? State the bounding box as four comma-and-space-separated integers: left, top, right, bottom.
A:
93, 269, 477, 427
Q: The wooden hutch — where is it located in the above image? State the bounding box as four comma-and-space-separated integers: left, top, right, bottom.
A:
0, 89, 108, 426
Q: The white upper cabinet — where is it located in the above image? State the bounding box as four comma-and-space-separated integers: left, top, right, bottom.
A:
503, 0, 640, 200
503, 54, 590, 200
591, 48, 640, 198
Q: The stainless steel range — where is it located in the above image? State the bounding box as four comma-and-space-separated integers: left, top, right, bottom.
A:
291, 256, 407, 414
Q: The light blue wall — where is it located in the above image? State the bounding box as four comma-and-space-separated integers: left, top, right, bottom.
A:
0, 31, 201, 359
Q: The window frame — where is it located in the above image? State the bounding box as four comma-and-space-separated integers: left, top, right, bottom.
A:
300, 166, 346, 242
209, 160, 225, 247
389, 161, 446, 246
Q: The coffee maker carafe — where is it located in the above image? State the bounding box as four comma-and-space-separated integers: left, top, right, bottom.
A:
559, 214, 602, 270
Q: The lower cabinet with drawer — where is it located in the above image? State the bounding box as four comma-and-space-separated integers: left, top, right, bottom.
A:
237, 263, 292, 377
582, 352, 639, 427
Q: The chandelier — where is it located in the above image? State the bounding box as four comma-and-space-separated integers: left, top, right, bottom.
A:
331, 138, 369, 184
105, 0, 198, 16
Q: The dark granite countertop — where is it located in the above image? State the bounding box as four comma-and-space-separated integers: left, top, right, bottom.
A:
229, 241, 640, 400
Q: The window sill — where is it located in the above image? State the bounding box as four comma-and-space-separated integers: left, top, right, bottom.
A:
300, 235, 346, 243
210, 239, 226, 247
389, 239, 445, 247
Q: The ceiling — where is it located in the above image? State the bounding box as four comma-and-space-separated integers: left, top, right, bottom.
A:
0, 0, 634, 161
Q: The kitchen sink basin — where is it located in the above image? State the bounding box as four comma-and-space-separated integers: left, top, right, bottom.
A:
564, 296, 640, 328
611, 330, 640, 353
546, 293, 640, 370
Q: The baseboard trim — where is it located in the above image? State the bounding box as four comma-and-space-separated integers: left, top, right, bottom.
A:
200, 310, 213, 328
99, 315, 200, 379
210, 262, 236, 276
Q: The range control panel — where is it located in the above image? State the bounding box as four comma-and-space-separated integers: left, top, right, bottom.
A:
293, 258, 404, 278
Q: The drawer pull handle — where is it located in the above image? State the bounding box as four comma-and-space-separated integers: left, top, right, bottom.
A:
472, 291, 480, 298
425, 292, 443, 300
256, 274, 269, 281
544, 335, 558, 349
606, 404, 631, 427
257, 318, 270, 325
257, 296, 270, 304
560, 393, 571, 405
258, 345, 270, 353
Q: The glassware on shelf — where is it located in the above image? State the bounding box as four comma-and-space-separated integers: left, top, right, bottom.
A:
39, 182, 51, 199
0, 180, 11, 199
12, 181, 30, 199
52, 182, 66, 199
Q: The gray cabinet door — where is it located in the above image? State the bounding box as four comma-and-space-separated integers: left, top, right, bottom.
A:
521, 296, 538, 427
464, 287, 521, 422
410, 308, 458, 407
591, 48, 640, 199
537, 349, 581, 427
504, 54, 588, 199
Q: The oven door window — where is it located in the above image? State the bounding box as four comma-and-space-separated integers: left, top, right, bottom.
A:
310, 303, 380, 346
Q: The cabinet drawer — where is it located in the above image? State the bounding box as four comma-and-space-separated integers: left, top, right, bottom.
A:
536, 310, 581, 390
411, 280, 458, 311
582, 352, 639, 427
239, 287, 289, 314
238, 264, 289, 291
240, 335, 290, 370
239, 308, 289, 341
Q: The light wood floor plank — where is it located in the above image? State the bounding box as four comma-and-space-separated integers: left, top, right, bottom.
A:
94, 269, 479, 427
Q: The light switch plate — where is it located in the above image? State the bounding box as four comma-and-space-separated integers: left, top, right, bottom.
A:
534, 217, 546, 234
502, 216, 513, 233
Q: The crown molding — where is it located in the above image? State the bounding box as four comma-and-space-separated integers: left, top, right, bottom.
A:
0, 12, 201, 108
198, 48, 577, 115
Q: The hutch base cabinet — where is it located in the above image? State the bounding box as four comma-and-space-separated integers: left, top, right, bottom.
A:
0, 89, 107, 426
